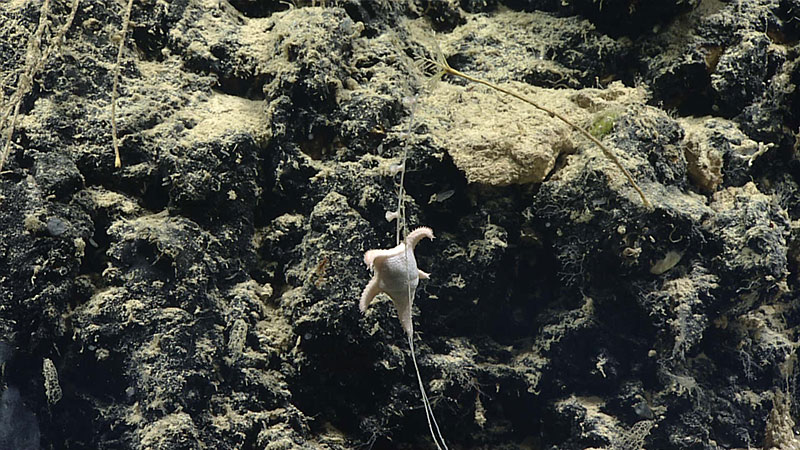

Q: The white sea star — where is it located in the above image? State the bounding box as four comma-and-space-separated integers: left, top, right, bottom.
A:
359, 226, 434, 337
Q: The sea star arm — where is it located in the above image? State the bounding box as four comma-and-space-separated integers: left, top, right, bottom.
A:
364, 246, 402, 269
360, 275, 381, 312
406, 227, 434, 249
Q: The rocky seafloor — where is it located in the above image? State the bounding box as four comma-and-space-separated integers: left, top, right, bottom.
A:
2, 0, 800, 449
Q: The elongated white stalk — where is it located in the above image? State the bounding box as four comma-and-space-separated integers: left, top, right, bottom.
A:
397, 92, 448, 449
408, 334, 449, 450
395, 94, 417, 246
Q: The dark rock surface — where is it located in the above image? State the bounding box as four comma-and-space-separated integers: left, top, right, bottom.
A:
1, 0, 800, 449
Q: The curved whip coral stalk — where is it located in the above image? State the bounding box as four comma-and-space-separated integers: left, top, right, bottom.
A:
420, 48, 652, 210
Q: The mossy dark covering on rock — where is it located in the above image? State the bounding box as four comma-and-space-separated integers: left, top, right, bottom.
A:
1, 0, 800, 449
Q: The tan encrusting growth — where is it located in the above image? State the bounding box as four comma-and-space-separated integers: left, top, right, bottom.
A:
420, 48, 652, 209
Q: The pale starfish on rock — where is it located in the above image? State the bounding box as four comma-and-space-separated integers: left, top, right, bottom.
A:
360, 226, 434, 337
